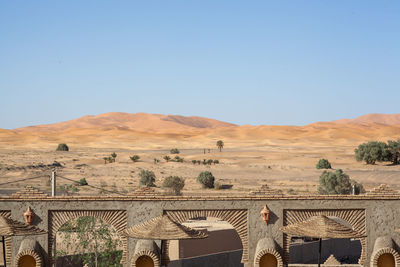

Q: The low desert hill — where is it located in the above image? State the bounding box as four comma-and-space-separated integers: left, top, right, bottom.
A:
1, 113, 400, 149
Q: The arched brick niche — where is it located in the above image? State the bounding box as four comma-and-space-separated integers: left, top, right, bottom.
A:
0, 211, 11, 266
282, 209, 366, 265
254, 238, 283, 267
370, 236, 400, 267
131, 240, 160, 267
165, 209, 248, 263
48, 210, 127, 264
15, 249, 42, 267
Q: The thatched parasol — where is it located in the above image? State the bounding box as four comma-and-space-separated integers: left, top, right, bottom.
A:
123, 215, 208, 266
123, 215, 208, 240
280, 215, 364, 267
0, 216, 47, 267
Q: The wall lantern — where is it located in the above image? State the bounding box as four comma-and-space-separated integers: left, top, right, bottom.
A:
24, 206, 35, 225
260, 205, 271, 224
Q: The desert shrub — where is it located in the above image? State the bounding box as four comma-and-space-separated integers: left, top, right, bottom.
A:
58, 184, 79, 195
207, 159, 213, 165
78, 178, 88, 186
162, 176, 185, 195
154, 158, 160, 164
318, 169, 363, 195
213, 159, 219, 164
197, 171, 215, 188
197, 160, 201, 165
351, 180, 366, 195
354, 141, 390, 164
192, 160, 197, 165
56, 143, 69, 151
316, 158, 331, 169
139, 170, 156, 187
170, 148, 180, 154
111, 152, 117, 162
174, 156, 184, 163
202, 159, 207, 165
163, 155, 171, 162
130, 155, 140, 162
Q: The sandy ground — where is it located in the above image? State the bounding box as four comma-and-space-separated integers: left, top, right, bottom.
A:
1, 141, 399, 196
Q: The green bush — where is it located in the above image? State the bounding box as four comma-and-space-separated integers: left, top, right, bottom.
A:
162, 176, 185, 195
78, 178, 88, 186
163, 155, 171, 162
111, 152, 117, 162
318, 169, 363, 195
56, 143, 69, 151
130, 155, 140, 162
316, 158, 331, 169
213, 159, 219, 164
170, 148, 180, 154
192, 160, 197, 165
388, 139, 400, 165
174, 156, 184, 163
197, 171, 215, 188
138, 170, 156, 187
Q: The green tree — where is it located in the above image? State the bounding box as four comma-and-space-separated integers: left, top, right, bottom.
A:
57, 216, 122, 267
162, 176, 185, 195
387, 139, 400, 165
316, 158, 332, 169
138, 170, 156, 187
56, 143, 69, 151
355, 141, 390, 164
216, 140, 224, 152
103, 157, 109, 164
197, 171, 215, 188
318, 169, 358, 195
207, 159, 213, 165
213, 159, 219, 164
192, 160, 197, 165
163, 155, 171, 162
129, 155, 140, 162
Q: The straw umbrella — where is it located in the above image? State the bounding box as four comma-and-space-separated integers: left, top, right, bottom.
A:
123, 215, 208, 266
279, 215, 365, 267
0, 216, 47, 267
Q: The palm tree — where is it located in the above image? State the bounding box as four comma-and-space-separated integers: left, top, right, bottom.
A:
216, 140, 224, 152
163, 155, 171, 162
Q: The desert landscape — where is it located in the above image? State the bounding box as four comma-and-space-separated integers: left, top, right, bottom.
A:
1, 112, 400, 196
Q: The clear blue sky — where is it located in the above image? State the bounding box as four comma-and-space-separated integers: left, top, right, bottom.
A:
1, 1, 399, 129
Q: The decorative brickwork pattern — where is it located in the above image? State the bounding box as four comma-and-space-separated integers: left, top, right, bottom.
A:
48, 210, 127, 265
250, 184, 283, 196
283, 209, 366, 265
254, 248, 283, 267
130, 187, 160, 196
0, 211, 11, 266
165, 209, 248, 263
324, 254, 341, 265
14, 249, 42, 267
367, 184, 400, 196
11, 186, 48, 198
131, 250, 160, 267
370, 247, 400, 267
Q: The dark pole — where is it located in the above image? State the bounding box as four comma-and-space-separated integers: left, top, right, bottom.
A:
318, 238, 322, 267
2, 236, 6, 267
160, 240, 164, 267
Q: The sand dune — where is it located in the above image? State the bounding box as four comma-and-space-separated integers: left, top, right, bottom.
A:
331, 113, 400, 125
15, 112, 236, 133
1, 113, 400, 149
